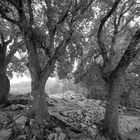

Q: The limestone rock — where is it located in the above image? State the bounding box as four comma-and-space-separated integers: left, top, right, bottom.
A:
119, 115, 140, 134
87, 127, 97, 137
63, 90, 76, 100
11, 104, 26, 110
48, 133, 57, 140
16, 135, 26, 140
0, 111, 8, 124
48, 132, 66, 140
14, 115, 27, 128
0, 129, 12, 140
58, 132, 66, 140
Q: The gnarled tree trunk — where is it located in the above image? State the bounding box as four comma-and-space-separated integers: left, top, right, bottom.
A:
24, 29, 56, 125
0, 73, 10, 105
104, 74, 122, 140
102, 29, 140, 140
31, 78, 50, 123
0, 47, 10, 105
29, 63, 55, 125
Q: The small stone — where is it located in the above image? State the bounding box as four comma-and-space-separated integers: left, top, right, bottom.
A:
77, 110, 81, 115
87, 127, 97, 137
15, 116, 27, 128
0, 129, 12, 140
16, 135, 26, 140
48, 133, 57, 140
81, 123, 87, 128
55, 127, 62, 132
85, 116, 90, 122
0, 112, 8, 124
95, 100, 101, 105
58, 132, 66, 140
11, 104, 19, 110
92, 125, 97, 129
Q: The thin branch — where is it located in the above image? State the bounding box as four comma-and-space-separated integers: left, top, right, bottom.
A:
57, 0, 71, 24
122, 1, 135, 16
54, 30, 73, 59
116, 1, 135, 27
118, 13, 137, 33
0, 7, 19, 25
27, 0, 33, 27
6, 40, 24, 65
5, 36, 12, 46
80, 0, 93, 15
7, 0, 19, 10
0, 32, 5, 45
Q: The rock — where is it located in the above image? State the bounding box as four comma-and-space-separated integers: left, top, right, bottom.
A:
80, 123, 87, 128
11, 104, 26, 110
92, 125, 97, 129
58, 132, 66, 140
119, 115, 140, 134
63, 90, 76, 100
48, 132, 66, 140
14, 115, 27, 128
0, 111, 8, 124
0, 129, 12, 140
16, 135, 26, 140
46, 97, 57, 106
95, 100, 101, 106
55, 127, 62, 132
48, 133, 57, 140
87, 127, 97, 137
128, 93, 140, 109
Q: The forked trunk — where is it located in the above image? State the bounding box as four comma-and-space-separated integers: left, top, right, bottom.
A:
23, 29, 56, 125
104, 74, 123, 140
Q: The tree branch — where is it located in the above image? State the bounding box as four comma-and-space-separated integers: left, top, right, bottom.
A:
6, 41, 24, 66
27, 0, 33, 27
0, 10, 19, 25
118, 13, 137, 33
57, 1, 71, 24
97, 0, 121, 66
111, 29, 140, 77
7, 0, 19, 10
5, 36, 13, 46
0, 32, 5, 46
54, 30, 73, 59
80, 0, 94, 15
122, 1, 135, 16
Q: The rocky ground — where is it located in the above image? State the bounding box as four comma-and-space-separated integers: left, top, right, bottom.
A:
0, 92, 140, 140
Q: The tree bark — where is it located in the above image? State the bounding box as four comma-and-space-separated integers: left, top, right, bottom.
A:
0, 48, 10, 105
31, 78, 50, 124
29, 61, 55, 125
103, 73, 123, 140
24, 29, 56, 125
102, 29, 140, 140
